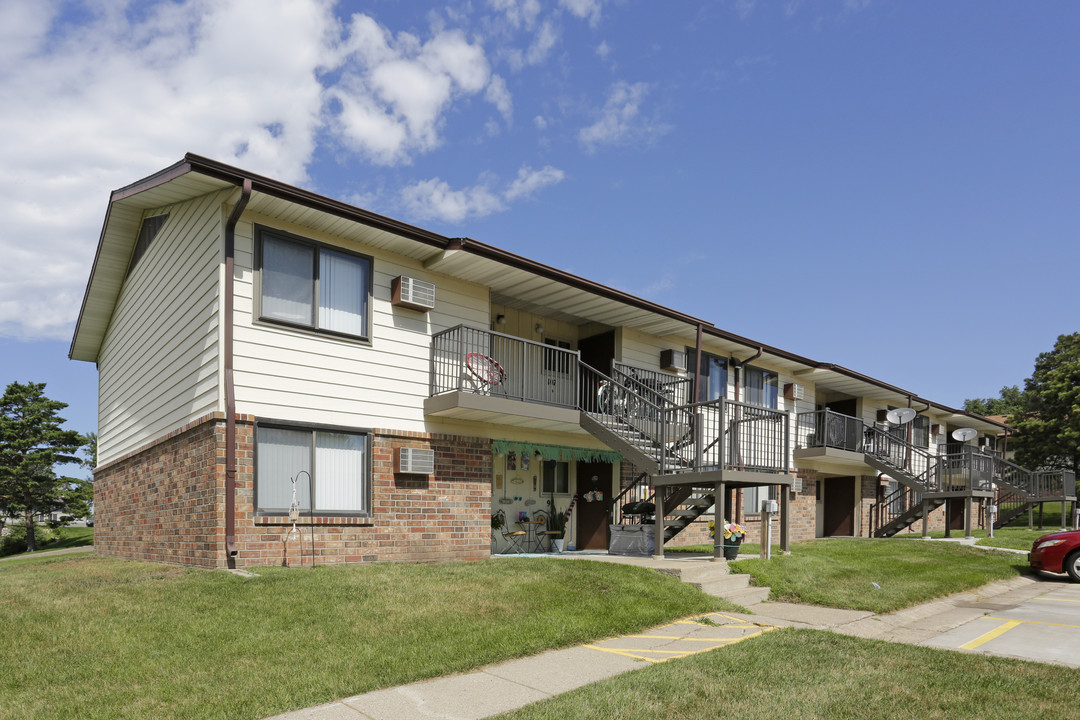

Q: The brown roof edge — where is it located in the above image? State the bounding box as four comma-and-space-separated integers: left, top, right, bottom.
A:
69, 160, 195, 359
184, 153, 450, 251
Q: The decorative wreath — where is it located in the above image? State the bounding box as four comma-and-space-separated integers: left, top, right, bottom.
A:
465, 352, 506, 386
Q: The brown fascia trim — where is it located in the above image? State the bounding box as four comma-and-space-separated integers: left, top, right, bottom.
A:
69, 160, 195, 359
183, 153, 449, 251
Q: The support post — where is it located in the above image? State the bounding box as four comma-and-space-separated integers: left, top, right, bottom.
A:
780, 482, 790, 554
713, 482, 724, 561
1028, 505, 1034, 530
1062, 500, 1068, 531
944, 500, 951, 538
964, 496, 973, 538
652, 488, 665, 560
921, 499, 929, 538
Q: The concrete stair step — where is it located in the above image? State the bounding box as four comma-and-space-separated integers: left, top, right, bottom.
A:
694, 574, 751, 594
718, 585, 771, 607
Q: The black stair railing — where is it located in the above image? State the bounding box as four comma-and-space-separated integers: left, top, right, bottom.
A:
795, 409, 864, 453
871, 484, 924, 536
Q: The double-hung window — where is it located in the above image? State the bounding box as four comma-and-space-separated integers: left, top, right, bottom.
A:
542, 461, 569, 495
257, 226, 372, 340
743, 365, 778, 409
256, 423, 371, 516
686, 350, 728, 402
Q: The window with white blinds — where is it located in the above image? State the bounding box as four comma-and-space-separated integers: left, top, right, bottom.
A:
255, 424, 370, 515
257, 226, 371, 340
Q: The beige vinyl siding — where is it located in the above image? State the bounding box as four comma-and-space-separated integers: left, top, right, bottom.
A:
232, 214, 489, 431
97, 190, 228, 464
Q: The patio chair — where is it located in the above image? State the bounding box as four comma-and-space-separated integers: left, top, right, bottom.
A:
495, 509, 527, 554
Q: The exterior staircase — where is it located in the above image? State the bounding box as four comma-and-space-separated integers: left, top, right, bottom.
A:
576, 361, 788, 548
655, 562, 771, 608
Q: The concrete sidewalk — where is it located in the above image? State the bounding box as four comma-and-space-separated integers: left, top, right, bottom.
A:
0, 546, 94, 563
264, 611, 777, 720
262, 570, 1053, 720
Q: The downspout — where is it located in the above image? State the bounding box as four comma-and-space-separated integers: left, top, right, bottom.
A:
224, 179, 252, 564
693, 323, 703, 402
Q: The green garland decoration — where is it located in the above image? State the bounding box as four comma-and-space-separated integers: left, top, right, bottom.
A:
491, 440, 622, 464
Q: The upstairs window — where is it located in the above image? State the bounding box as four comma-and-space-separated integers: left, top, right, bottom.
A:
127, 214, 169, 277
256, 226, 372, 341
743, 365, 778, 409
687, 351, 728, 402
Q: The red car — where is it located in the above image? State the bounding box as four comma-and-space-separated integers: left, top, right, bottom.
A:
1029, 529, 1080, 582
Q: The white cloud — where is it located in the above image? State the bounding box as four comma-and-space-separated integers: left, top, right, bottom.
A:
0, 0, 337, 340
505, 165, 566, 200
485, 74, 514, 124
596, 41, 612, 60
330, 19, 493, 165
560, 0, 604, 27
534, 115, 548, 130
578, 81, 669, 152
734, 0, 758, 19
0, 1, 515, 340
401, 177, 505, 223
527, 19, 560, 66
401, 163, 565, 223
488, 0, 542, 30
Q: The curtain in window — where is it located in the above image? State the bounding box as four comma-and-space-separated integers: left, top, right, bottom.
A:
319, 249, 367, 336
744, 367, 778, 409
258, 427, 311, 511
688, 352, 728, 402
263, 237, 314, 325
316, 431, 366, 513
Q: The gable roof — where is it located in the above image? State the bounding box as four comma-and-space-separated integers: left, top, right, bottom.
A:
70, 153, 1007, 432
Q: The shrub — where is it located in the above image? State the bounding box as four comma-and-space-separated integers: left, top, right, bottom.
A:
0, 524, 57, 556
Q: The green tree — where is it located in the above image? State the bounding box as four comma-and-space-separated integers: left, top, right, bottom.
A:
0, 382, 86, 552
1012, 333, 1080, 474
963, 385, 1026, 420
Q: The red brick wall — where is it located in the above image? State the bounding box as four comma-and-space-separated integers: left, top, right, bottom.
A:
93, 414, 226, 567
235, 429, 491, 568
96, 416, 492, 569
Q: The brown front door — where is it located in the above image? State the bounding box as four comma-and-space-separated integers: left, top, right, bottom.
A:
576, 461, 612, 550
822, 477, 855, 536
948, 499, 965, 530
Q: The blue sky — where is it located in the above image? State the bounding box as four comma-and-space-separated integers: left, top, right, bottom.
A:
1, 0, 1078, 438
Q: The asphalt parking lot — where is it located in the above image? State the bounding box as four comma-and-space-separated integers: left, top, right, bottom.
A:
923, 573, 1080, 667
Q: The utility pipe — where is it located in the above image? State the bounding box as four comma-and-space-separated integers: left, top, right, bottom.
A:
224, 179, 252, 564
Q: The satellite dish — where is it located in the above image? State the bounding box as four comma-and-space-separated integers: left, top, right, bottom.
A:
886, 408, 917, 425
952, 427, 978, 442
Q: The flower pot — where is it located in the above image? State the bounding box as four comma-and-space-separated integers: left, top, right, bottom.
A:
722, 535, 743, 560
553, 538, 565, 553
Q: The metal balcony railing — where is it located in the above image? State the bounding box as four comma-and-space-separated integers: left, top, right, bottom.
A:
795, 409, 865, 453
662, 398, 789, 475
430, 324, 580, 408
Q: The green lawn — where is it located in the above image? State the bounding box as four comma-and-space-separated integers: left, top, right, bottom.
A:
729, 538, 1027, 613
495, 629, 1080, 720
0, 555, 732, 720
0, 526, 94, 558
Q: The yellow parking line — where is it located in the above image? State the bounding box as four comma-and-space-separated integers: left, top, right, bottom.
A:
585, 626, 779, 664
629, 635, 745, 642
984, 616, 1080, 630
1035, 597, 1080, 603
960, 620, 1023, 649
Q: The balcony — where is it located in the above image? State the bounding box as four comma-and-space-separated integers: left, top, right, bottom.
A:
424, 324, 585, 431
793, 409, 869, 470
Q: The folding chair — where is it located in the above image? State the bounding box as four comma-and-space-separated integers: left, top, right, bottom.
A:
496, 510, 527, 554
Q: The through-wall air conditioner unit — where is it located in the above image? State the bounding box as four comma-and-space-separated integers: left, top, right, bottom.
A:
391, 276, 436, 312
396, 448, 435, 475
783, 383, 805, 401
659, 349, 686, 373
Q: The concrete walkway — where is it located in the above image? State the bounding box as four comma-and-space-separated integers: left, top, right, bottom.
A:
262, 549, 1061, 720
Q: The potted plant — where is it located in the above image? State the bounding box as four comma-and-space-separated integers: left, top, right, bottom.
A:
545, 497, 567, 552
709, 519, 748, 560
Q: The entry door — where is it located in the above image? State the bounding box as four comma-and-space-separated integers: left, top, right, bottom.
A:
576, 461, 612, 550
822, 477, 855, 537
947, 499, 965, 530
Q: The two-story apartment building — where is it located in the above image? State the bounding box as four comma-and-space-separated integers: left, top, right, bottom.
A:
70, 155, 1074, 569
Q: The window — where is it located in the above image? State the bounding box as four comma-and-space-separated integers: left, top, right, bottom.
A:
743, 365, 778, 409
255, 423, 371, 515
542, 460, 569, 495
257, 226, 372, 340
127, 214, 169, 276
912, 415, 929, 448
686, 350, 728, 402
544, 338, 573, 374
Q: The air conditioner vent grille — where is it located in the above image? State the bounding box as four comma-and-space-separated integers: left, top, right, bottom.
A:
397, 447, 435, 474
392, 276, 436, 311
